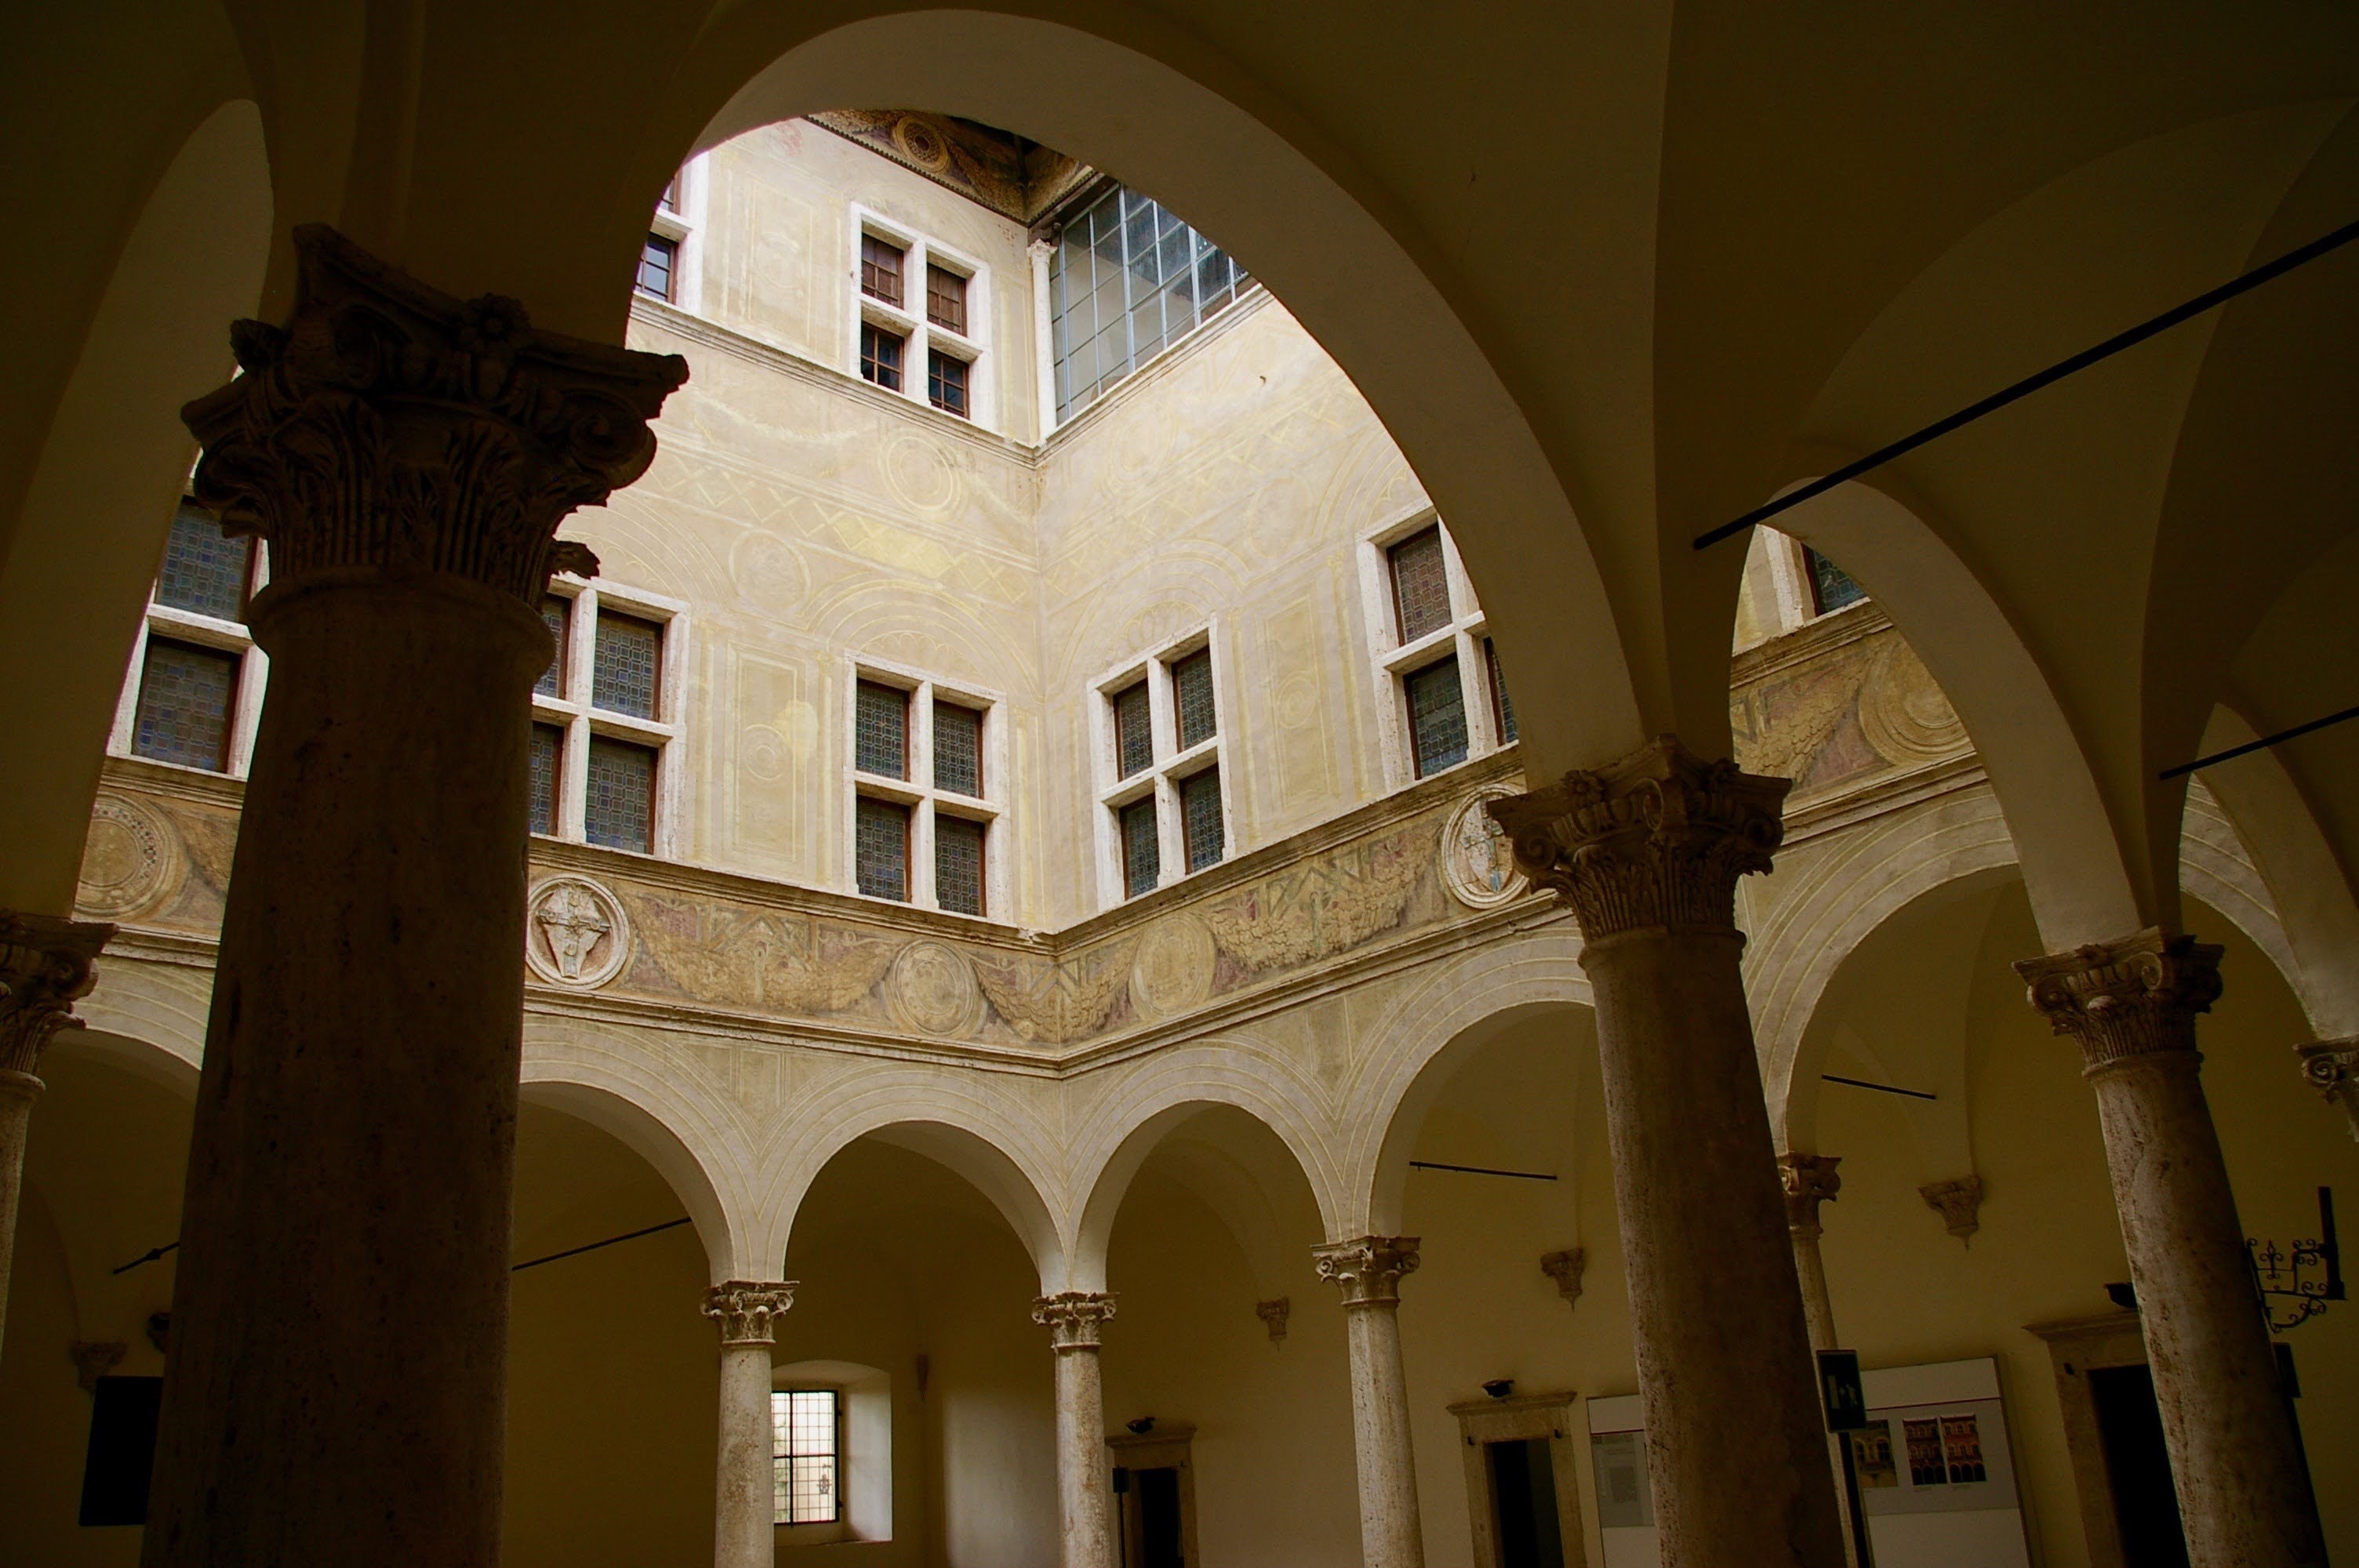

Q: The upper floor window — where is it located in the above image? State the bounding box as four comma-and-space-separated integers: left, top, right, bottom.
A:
636, 160, 702, 311
531, 581, 685, 855
851, 211, 987, 426
112, 500, 267, 776
1092, 630, 1228, 905
849, 662, 1002, 918
1358, 517, 1517, 786
1047, 183, 1252, 424
1804, 546, 1866, 615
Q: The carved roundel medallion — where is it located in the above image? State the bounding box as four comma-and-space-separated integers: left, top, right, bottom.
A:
884, 939, 982, 1037
1441, 785, 1529, 910
76, 793, 181, 918
1131, 913, 1216, 1021
525, 875, 631, 989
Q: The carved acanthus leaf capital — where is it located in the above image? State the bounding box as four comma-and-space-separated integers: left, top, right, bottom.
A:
0, 912, 114, 1077
1032, 1291, 1117, 1350
1919, 1175, 1984, 1245
1486, 736, 1788, 941
702, 1280, 796, 1346
180, 225, 689, 606
1539, 1248, 1587, 1308
2296, 1038, 2359, 1141
1313, 1236, 1421, 1308
1255, 1298, 1291, 1343
2014, 928, 2223, 1076
1777, 1153, 1843, 1233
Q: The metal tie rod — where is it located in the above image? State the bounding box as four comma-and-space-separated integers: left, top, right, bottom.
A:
1694, 216, 2359, 551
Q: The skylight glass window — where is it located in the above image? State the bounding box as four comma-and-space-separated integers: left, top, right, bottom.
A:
1049, 184, 1251, 423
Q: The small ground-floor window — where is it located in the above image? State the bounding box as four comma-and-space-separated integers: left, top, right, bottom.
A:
772, 1388, 840, 1525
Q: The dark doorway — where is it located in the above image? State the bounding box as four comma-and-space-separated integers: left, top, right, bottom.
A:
1135, 1465, 1183, 1568
1487, 1437, 1565, 1568
2088, 1364, 2189, 1568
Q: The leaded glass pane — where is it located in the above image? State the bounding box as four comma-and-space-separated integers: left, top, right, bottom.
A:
936, 815, 985, 916
1182, 768, 1223, 873
856, 796, 909, 901
1389, 527, 1452, 642
1120, 798, 1160, 898
772, 1388, 841, 1526
536, 597, 568, 698
1113, 681, 1152, 777
1049, 183, 1250, 420
592, 612, 660, 718
154, 503, 251, 621
1486, 639, 1518, 744
1805, 546, 1866, 615
528, 724, 561, 834
1172, 649, 1216, 749
584, 738, 655, 851
1405, 655, 1469, 777
933, 701, 982, 795
856, 681, 908, 778
133, 639, 236, 770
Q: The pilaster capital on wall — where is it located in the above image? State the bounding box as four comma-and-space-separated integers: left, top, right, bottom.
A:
2296, 1037, 2359, 1141
1539, 1247, 1586, 1308
1776, 1153, 1843, 1235
1919, 1174, 1984, 1245
0, 911, 114, 1078
180, 224, 690, 607
1312, 1235, 1421, 1309
1486, 735, 1789, 940
1032, 1290, 1117, 1351
2014, 927, 2223, 1077
702, 1280, 797, 1346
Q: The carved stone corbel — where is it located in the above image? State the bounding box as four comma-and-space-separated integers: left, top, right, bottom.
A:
72, 1341, 127, 1392
1920, 1174, 1984, 1245
1255, 1298, 1291, 1343
1539, 1248, 1586, 1309
2296, 1037, 2359, 1141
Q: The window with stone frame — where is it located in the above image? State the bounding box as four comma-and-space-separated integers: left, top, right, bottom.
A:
849, 662, 1003, 916
772, 1388, 841, 1526
1358, 514, 1517, 786
851, 210, 990, 429
1092, 629, 1229, 906
529, 579, 684, 855
111, 499, 268, 777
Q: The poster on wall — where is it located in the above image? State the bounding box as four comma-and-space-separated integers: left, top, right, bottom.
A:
1587, 1359, 2032, 1568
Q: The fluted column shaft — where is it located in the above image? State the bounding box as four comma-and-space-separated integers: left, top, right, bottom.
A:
1034, 1291, 1117, 1568
704, 1283, 795, 1568
142, 227, 685, 1568
0, 913, 110, 1361
1314, 1236, 1424, 1568
2019, 931, 2324, 1566
1493, 739, 1843, 1567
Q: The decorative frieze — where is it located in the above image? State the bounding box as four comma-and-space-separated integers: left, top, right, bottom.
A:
2296, 1038, 2359, 1141
1919, 1175, 1984, 1245
1488, 736, 1789, 940
701, 1280, 797, 1346
0, 913, 114, 1076
2015, 928, 2223, 1076
1313, 1236, 1421, 1308
1032, 1290, 1117, 1351
1777, 1153, 1843, 1235
180, 225, 688, 606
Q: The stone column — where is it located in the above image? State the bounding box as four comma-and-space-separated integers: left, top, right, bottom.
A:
703, 1282, 795, 1568
143, 225, 686, 1568
1033, 1291, 1118, 1568
1777, 1152, 1843, 1352
0, 913, 111, 1359
1492, 738, 1844, 1566
2017, 930, 2326, 1566
1312, 1236, 1425, 1568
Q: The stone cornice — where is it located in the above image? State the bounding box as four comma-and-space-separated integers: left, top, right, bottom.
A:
1777, 753, 1986, 848
1731, 599, 1891, 687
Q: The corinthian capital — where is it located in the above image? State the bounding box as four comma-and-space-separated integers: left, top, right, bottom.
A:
702, 1280, 796, 1346
1312, 1236, 1421, 1308
180, 225, 689, 605
1032, 1290, 1116, 1351
2296, 1038, 2359, 1141
0, 913, 114, 1077
1486, 736, 1788, 941
1777, 1153, 1843, 1233
2014, 928, 2223, 1076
